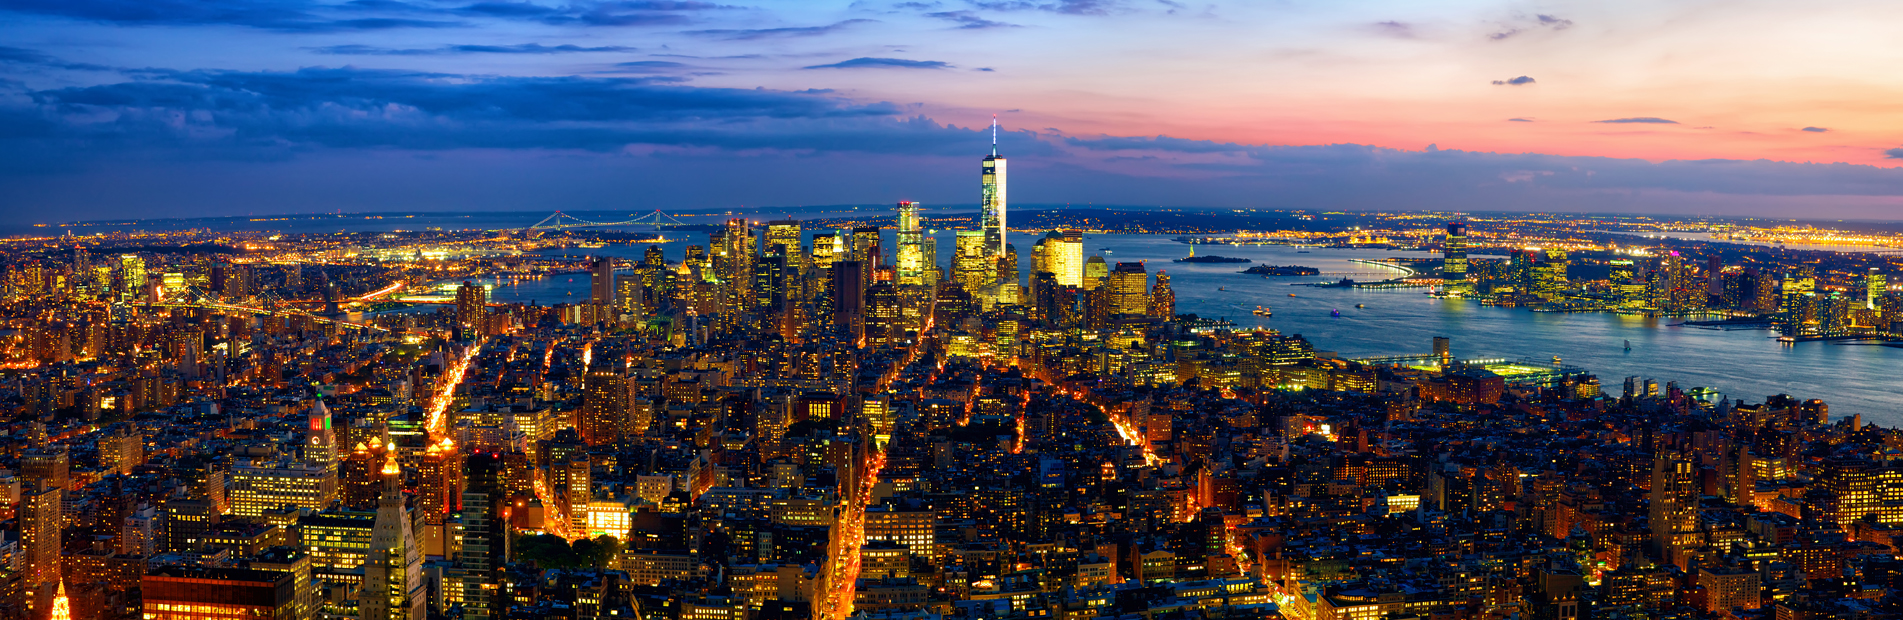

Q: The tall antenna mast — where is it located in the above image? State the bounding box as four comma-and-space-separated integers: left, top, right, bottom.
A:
991, 114, 998, 156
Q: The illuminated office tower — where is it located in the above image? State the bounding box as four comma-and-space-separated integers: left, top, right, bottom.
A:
363, 454, 427, 620
1149, 271, 1175, 318
1532, 248, 1568, 301
590, 257, 614, 305
719, 219, 755, 321
144, 566, 297, 620
459, 453, 506, 620
766, 220, 803, 259
953, 232, 992, 295
1108, 262, 1149, 317
1649, 452, 1699, 561
1869, 268, 1886, 310
417, 438, 463, 526
981, 116, 1008, 257
865, 281, 901, 348
230, 459, 337, 517
22, 446, 68, 494
1443, 222, 1469, 292
1054, 230, 1084, 287
342, 441, 390, 509
643, 245, 666, 268
834, 260, 865, 338
1031, 233, 1055, 275
580, 371, 630, 445
1083, 256, 1108, 291
1779, 271, 1816, 335
617, 274, 644, 319
684, 244, 709, 275
455, 281, 487, 335
853, 226, 883, 267
22, 481, 61, 587
993, 243, 1020, 305
921, 236, 939, 286
896, 203, 925, 286
306, 398, 337, 472
120, 254, 146, 298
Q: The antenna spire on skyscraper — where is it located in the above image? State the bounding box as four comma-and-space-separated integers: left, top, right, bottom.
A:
991, 114, 998, 156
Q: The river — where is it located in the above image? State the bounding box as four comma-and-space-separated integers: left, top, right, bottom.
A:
489, 232, 1901, 424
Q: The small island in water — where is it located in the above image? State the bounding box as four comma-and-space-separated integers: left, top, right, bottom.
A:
1243, 264, 1321, 276
1174, 255, 1252, 263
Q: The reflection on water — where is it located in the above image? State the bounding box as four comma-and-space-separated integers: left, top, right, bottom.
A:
489, 232, 1903, 424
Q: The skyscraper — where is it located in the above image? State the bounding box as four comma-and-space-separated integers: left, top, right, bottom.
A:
981, 116, 1008, 257
306, 398, 336, 472
455, 281, 487, 336
590, 256, 615, 306
1649, 452, 1698, 562
580, 370, 630, 445
896, 202, 925, 286
363, 454, 426, 620
1869, 268, 1886, 310
1109, 262, 1149, 317
1443, 222, 1468, 291
766, 220, 804, 258
1148, 271, 1175, 318
953, 232, 991, 295
1054, 230, 1084, 287
21, 481, 61, 587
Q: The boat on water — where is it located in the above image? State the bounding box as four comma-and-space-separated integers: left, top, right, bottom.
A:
1288, 293, 1297, 297
1218, 287, 1226, 291
1330, 309, 1341, 318
1355, 303, 1365, 309
1253, 306, 1272, 317
1623, 339, 1631, 351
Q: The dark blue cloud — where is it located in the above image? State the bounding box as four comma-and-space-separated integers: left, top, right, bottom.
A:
804, 57, 951, 69
1507, 118, 1534, 122
1887, 148, 1903, 159
927, 10, 1015, 28
969, 0, 1120, 15
0, 0, 726, 31
1802, 126, 1829, 133
1, 66, 1046, 158
1065, 135, 1247, 153
1491, 76, 1535, 86
0, 0, 463, 31
313, 43, 638, 55
1594, 117, 1678, 124
687, 19, 875, 40
0, 46, 114, 71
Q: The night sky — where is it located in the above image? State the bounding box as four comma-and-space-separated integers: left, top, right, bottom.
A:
5, 0, 1903, 224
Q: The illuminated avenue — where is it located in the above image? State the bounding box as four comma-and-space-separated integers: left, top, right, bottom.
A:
10, 147, 1903, 620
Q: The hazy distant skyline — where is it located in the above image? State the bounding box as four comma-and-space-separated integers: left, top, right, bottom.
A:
6, 0, 1903, 224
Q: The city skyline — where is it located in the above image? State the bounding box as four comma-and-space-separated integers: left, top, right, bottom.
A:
10, 1, 1903, 224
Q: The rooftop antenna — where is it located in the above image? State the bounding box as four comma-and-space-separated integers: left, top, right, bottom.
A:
991, 114, 998, 156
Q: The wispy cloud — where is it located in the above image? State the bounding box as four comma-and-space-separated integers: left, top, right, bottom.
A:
1490, 13, 1573, 41
1594, 117, 1678, 124
312, 43, 637, 55
1373, 20, 1414, 38
968, 0, 1121, 16
1491, 76, 1535, 86
1507, 118, 1535, 122
1802, 126, 1829, 133
1887, 148, 1903, 159
927, 10, 1015, 29
804, 57, 951, 69
687, 18, 875, 40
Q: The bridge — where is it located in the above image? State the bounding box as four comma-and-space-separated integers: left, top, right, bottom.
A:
515, 210, 689, 234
